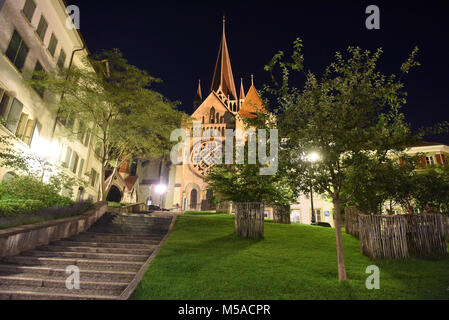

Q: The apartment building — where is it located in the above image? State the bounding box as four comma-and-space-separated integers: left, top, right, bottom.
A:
0, 0, 102, 201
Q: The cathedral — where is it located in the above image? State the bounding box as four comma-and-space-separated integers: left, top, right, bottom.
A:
135, 18, 264, 211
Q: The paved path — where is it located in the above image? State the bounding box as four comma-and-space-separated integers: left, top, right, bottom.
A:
0, 212, 174, 300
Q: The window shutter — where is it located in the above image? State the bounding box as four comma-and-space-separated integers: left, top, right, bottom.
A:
15, 113, 29, 139
6, 98, 24, 133
22, 119, 36, 145
14, 41, 29, 70
5, 30, 22, 63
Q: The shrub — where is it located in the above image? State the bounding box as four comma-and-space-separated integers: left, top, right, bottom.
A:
0, 175, 73, 208
0, 199, 46, 217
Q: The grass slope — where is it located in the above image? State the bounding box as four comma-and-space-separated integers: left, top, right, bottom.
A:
132, 215, 449, 300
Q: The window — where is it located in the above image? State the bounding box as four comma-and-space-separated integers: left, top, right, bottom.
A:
36, 15, 48, 41
57, 49, 66, 69
32, 61, 45, 98
5, 30, 29, 71
64, 146, 72, 167
78, 159, 85, 177
48, 33, 58, 57
90, 169, 99, 188
69, 152, 79, 174
425, 156, 435, 166
0, 90, 11, 119
22, 0, 36, 23
5, 98, 24, 133
84, 129, 91, 147
209, 107, 215, 123
62, 113, 75, 129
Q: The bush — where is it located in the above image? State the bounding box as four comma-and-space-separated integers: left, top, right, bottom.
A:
0, 175, 73, 208
0, 199, 46, 217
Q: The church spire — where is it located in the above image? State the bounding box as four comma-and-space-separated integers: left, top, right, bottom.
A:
193, 79, 202, 109
210, 16, 238, 101
239, 78, 245, 100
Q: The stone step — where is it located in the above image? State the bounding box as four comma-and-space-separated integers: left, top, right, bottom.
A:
1, 256, 143, 272
0, 264, 136, 282
52, 240, 158, 249
0, 275, 128, 291
37, 245, 153, 256
20, 250, 148, 262
82, 232, 164, 240
79, 230, 159, 240
69, 235, 162, 245
0, 285, 119, 300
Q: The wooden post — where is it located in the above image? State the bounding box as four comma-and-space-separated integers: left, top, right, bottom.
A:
273, 205, 291, 224
235, 202, 264, 239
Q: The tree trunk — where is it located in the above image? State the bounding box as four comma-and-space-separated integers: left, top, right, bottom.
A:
235, 202, 264, 239
333, 199, 347, 281
273, 205, 291, 224
99, 165, 106, 201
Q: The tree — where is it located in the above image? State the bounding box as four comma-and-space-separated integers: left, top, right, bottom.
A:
266, 39, 420, 281
413, 165, 449, 212
27, 49, 185, 200
0, 120, 81, 197
342, 154, 421, 215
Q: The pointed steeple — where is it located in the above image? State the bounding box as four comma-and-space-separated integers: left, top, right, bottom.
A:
193, 79, 203, 109
239, 78, 245, 100
210, 16, 238, 100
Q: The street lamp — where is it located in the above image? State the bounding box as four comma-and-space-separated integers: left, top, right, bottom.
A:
307, 152, 320, 225
155, 183, 168, 208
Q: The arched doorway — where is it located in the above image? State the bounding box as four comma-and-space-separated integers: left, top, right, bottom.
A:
107, 185, 123, 203
190, 189, 198, 210
2, 171, 16, 182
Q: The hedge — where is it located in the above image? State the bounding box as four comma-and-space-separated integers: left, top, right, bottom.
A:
0, 199, 46, 217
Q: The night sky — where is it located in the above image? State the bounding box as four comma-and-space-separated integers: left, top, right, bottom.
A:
66, 0, 449, 143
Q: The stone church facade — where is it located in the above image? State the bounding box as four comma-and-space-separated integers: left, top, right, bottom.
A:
136, 18, 264, 212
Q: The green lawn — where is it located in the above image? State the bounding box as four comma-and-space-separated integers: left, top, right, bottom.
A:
132, 214, 449, 300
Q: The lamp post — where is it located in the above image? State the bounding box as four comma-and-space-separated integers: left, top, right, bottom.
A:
307, 153, 320, 225
155, 183, 168, 209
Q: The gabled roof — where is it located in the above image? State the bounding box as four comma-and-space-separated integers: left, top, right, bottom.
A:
105, 171, 138, 191
239, 85, 266, 118
210, 17, 238, 101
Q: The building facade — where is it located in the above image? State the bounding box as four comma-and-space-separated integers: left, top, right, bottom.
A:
0, 0, 102, 201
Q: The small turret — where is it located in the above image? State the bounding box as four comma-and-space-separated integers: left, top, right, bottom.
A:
193, 79, 202, 109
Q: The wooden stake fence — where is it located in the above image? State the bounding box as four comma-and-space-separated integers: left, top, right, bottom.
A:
234, 202, 264, 239
359, 214, 448, 260
344, 206, 361, 238
359, 215, 409, 260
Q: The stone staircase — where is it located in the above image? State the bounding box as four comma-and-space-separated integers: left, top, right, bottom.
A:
0, 212, 173, 300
